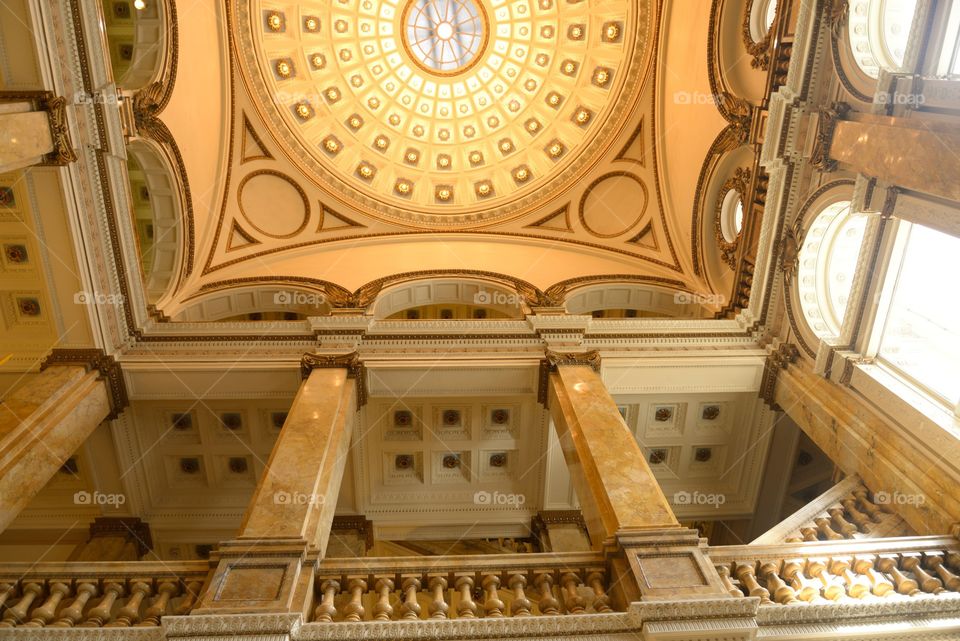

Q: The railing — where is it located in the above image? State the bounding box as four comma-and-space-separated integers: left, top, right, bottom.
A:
0, 561, 207, 628
310, 552, 615, 622
708, 536, 960, 607
752, 476, 911, 544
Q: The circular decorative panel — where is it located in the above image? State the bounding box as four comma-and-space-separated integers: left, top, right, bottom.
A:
241, 0, 648, 225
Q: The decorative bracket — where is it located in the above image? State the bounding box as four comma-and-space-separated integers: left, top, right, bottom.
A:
300, 351, 367, 407
40, 348, 129, 420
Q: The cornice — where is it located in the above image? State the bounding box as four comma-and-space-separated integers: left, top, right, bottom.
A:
300, 352, 367, 407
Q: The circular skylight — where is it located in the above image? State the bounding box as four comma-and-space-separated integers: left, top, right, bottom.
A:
403, 0, 486, 74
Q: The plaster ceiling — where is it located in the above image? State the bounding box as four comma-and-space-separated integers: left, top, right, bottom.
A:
141, 0, 745, 312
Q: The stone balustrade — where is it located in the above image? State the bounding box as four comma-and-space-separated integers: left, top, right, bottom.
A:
708, 535, 960, 608
0, 562, 207, 629
752, 476, 911, 545
310, 552, 615, 622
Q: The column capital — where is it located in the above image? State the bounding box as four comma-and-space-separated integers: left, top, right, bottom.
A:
538, 350, 601, 405
0, 91, 76, 166
40, 348, 128, 419
300, 351, 366, 407
810, 101, 851, 172
759, 342, 799, 411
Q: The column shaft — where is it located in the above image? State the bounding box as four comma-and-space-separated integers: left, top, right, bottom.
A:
548, 365, 677, 546
0, 366, 110, 533
237, 367, 356, 553
830, 114, 960, 202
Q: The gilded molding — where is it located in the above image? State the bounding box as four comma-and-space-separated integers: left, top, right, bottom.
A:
742, 0, 774, 70
714, 167, 752, 269
40, 348, 129, 420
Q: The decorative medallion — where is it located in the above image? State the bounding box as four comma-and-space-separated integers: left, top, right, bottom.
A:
395, 454, 414, 469
219, 412, 243, 430
491, 408, 510, 425
442, 453, 461, 468
394, 410, 414, 427
648, 448, 667, 465
490, 452, 507, 467
654, 407, 673, 422
701, 405, 721, 421
242, 0, 646, 224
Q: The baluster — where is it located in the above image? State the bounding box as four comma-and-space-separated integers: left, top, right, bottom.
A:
314, 579, 340, 622
342, 578, 366, 622
534, 573, 560, 615
852, 556, 895, 597
22, 581, 70, 628
799, 526, 820, 542
454, 576, 478, 618
79, 581, 124, 627
828, 557, 869, 599
0, 582, 14, 611
733, 562, 771, 605
173, 581, 202, 616
877, 556, 920, 596
758, 562, 797, 604
926, 554, 960, 592
50, 582, 97, 627
508, 574, 532, 616
852, 488, 884, 521
0, 582, 43, 627
805, 558, 844, 601
781, 559, 823, 602
717, 565, 743, 597
137, 580, 178, 626
427, 576, 448, 619
398, 577, 422, 620
372, 578, 394, 621
106, 581, 150, 627
840, 498, 873, 532
586, 572, 612, 612
901, 555, 943, 594
946, 552, 960, 571
560, 573, 586, 614
813, 516, 845, 540
481, 574, 505, 617
828, 505, 859, 537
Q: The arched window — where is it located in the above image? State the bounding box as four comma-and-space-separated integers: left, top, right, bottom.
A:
872, 223, 960, 408
847, 0, 919, 78
797, 201, 868, 338
937, 2, 960, 76
720, 189, 745, 243
749, 0, 779, 42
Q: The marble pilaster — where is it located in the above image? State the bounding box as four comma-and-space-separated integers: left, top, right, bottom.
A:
0, 365, 111, 533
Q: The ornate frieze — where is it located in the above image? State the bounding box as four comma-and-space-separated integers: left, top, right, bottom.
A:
40, 348, 129, 419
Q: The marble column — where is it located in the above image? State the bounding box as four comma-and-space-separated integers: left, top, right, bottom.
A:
546, 352, 730, 601
0, 93, 75, 172
826, 110, 960, 203
546, 354, 678, 543
194, 354, 360, 615
0, 364, 111, 533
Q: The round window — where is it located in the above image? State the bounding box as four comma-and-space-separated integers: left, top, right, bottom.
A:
720, 189, 744, 243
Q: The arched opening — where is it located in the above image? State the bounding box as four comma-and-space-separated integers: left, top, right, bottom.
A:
372, 278, 527, 320
796, 201, 868, 338
564, 283, 714, 318
846, 0, 919, 78
100, 0, 171, 90
126, 140, 184, 304
170, 286, 330, 322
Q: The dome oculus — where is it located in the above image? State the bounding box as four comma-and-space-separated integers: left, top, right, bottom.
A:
403, 0, 487, 74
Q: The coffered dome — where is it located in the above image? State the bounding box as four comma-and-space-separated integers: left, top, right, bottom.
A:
239, 0, 647, 225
